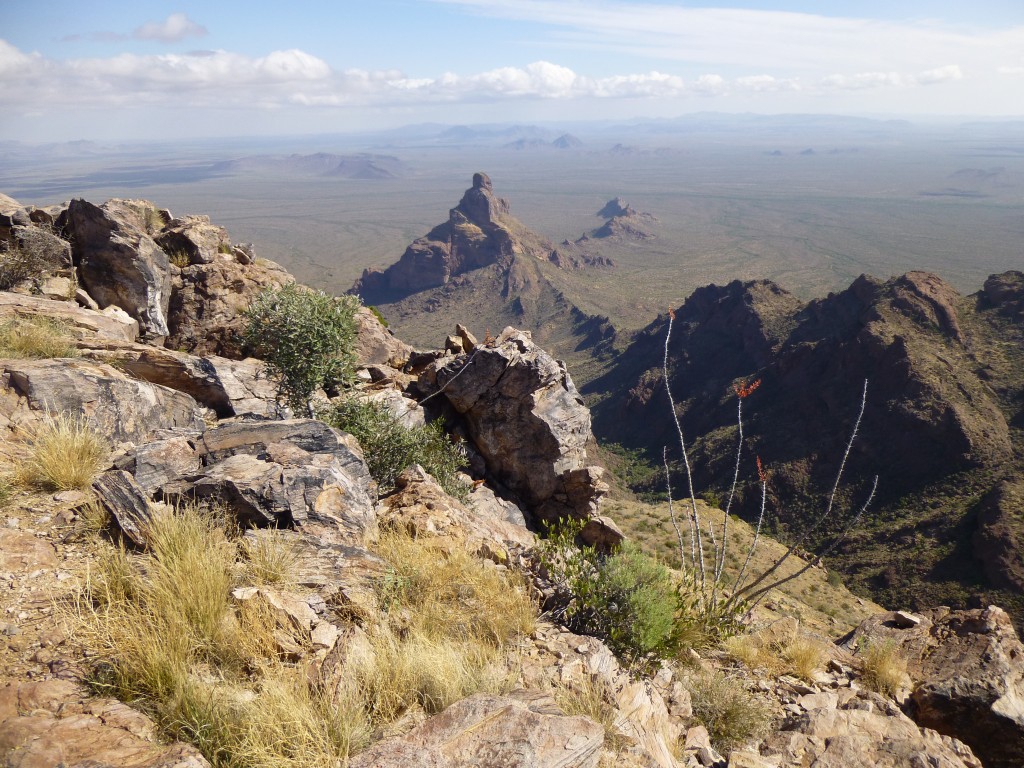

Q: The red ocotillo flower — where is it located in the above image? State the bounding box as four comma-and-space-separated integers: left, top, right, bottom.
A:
734, 378, 762, 399
668, 307, 676, 320
756, 456, 768, 483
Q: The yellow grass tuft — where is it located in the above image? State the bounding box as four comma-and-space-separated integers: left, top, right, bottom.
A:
17, 412, 107, 491
0, 316, 78, 359
240, 531, 301, 587
860, 640, 909, 697
553, 676, 630, 753
781, 634, 826, 682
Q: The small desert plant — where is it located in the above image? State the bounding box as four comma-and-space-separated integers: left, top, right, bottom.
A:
17, 413, 107, 491
0, 227, 67, 289
781, 634, 826, 682
722, 632, 764, 669
553, 676, 630, 753
166, 247, 192, 268
321, 397, 467, 499
685, 671, 772, 754
242, 283, 359, 414
859, 640, 909, 696
540, 520, 684, 666
659, 306, 879, 618
0, 316, 78, 359
239, 531, 301, 587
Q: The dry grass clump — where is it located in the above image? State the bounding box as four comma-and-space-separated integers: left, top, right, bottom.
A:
69, 508, 538, 767
859, 640, 909, 697
722, 633, 765, 669
0, 316, 78, 359
17, 413, 107, 491
0, 474, 14, 509
240, 531, 301, 587
723, 626, 825, 683
355, 532, 537, 724
781, 635, 826, 682
553, 676, 630, 753
685, 671, 772, 754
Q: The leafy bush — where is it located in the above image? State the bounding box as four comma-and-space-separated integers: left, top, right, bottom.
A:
540, 520, 684, 666
320, 398, 467, 499
0, 316, 78, 359
242, 283, 359, 414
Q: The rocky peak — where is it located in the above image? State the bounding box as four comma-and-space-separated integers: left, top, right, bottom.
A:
596, 197, 635, 219
351, 173, 560, 304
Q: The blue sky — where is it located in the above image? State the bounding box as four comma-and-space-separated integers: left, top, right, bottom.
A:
3, 1, 1023, 141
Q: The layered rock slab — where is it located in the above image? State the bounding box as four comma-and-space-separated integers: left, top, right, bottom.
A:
347, 692, 604, 768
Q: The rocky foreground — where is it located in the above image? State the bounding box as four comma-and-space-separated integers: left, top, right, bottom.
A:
1, 193, 1023, 767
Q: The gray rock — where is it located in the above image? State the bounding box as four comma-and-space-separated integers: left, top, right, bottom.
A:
426, 327, 606, 522
0, 291, 138, 343
92, 470, 155, 547
79, 340, 280, 418
155, 215, 230, 266
65, 199, 173, 341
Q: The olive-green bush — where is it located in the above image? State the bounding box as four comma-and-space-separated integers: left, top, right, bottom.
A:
320, 398, 467, 500
242, 283, 359, 414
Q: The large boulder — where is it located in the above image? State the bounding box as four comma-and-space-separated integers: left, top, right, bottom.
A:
848, 606, 1024, 768
348, 691, 604, 768
353, 305, 414, 370
79, 339, 280, 418
119, 419, 377, 546
0, 358, 205, 445
423, 327, 607, 524
760, 686, 981, 768
64, 198, 173, 341
154, 215, 230, 266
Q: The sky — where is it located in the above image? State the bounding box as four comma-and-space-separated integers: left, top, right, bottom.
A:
2, 0, 1023, 142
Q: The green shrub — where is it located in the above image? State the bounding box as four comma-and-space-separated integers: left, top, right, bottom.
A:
242, 283, 359, 414
540, 520, 684, 666
320, 398, 467, 499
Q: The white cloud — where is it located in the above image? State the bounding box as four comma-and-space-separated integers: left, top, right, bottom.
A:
915, 65, 963, 85
133, 13, 207, 43
0, 38, 1001, 122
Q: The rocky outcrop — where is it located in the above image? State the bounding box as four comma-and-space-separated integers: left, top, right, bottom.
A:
589, 197, 658, 240
422, 327, 607, 525
78, 340, 280, 418
166, 252, 290, 357
64, 198, 173, 341
0, 680, 210, 768
848, 606, 1024, 768
352, 306, 414, 370
761, 686, 981, 768
981, 270, 1024, 319
348, 692, 604, 768
154, 215, 231, 266
118, 418, 377, 545
973, 480, 1024, 593
352, 173, 559, 303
